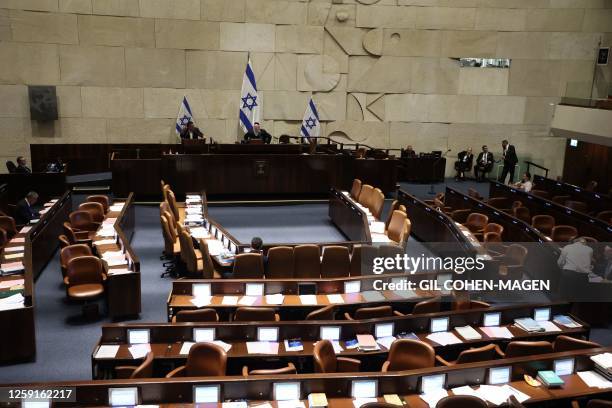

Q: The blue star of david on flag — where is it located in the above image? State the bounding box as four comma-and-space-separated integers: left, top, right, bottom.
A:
300, 98, 320, 140
239, 58, 260, 132
241, 93, 258, 111
175, 96, 195, 135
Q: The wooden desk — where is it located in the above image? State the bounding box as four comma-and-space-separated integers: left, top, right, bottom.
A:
0, 171, 66, 204
533, 175, 612, 216
398, 156, 446, 183
329, 189, 372, 243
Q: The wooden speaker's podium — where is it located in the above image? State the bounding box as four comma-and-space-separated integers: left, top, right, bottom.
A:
181, 138, 208, 154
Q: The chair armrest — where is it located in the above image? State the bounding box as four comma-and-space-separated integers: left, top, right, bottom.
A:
274, 314, 280, 322
114, 366, 137, 379
337, 357, 361, 372
63, 277, 70, 286
473, 232, 483, 241
344, 312, 354, 320
435, 355, 452, 367
381, 361, 390, 372
75, 230, 91, 240
570, 401, 580, 408
165, 365, 186, 378
393, 310, 405, 317
242, 366, 249, 376
494, 345, 505, 358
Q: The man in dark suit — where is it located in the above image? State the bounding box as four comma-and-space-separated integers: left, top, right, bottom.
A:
401, 145, 417, 158
15, 191, 39, 225
179, 121, 204, 140
499, 139, 518, 184
15, 156, 32, 174
244, 122, 272, 144
474, 145, 494, 182
454, 147, 473, 181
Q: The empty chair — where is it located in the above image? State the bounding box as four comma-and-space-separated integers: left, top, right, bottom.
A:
530, 189, 550, 199
0, 216, 17, 239
531, 214, 555, 236
500, 341, 552, 358
384, 200, 400, 230
436, 395, 488, 408
513, 206, 531, 224
305, 305, 335, 320
60, 244, 93, 278
350, 179, 362, 199
314, 340, 361, 373
345, 305, 396, 321
293, 244, 321, 278
552, 195, 571, 205
198, 239, 221, 279
321, 246, 351, 278
115, 351, 154, 379
553, 335, 600, 352
495, 244, 528, 280
86, 195, 110, 213
0, 228, 7, 249
172, 308, 219, 323
232, 252, 264, 279
267, 246, 294, 278
566, 200, 588, 213
467, 188, 483, 200
412, 297, 441, 314
64, 256, 106, 317
166, 343, 227, 377
234, 307, 279, 322
451, 299, 490, 311
79, 202, 105, 223
350, 245, 363, 276
178, 230, 205, 277
463, 213, 488, 233
436, 344, 502, 366
370, 189, 385, 220
378, 245, 405, 273
166, 190, 180, 223
69, 210, 101, 232
450, 209, 471, 224
63, 222, 94, 245
551, 225, 578, 242
160, 214, 180, 259
242, 362, 296, 376
357, 184, 374, 208
387, 210, 408, 243
474, 223, 503, 241
596, 210, 612, 223
484, 231, 503, 244
381, 339, 435, 372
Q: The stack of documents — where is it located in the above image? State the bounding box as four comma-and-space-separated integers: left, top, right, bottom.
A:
4, 246, 24, 253
376, 336, 396, 350
514, 318, 544, 333
577, 371, 612, 389
357, 334, 380, 351
371, 233, 392, 243
3, 252, 23, 260
479, 326, 514, 339
370, 222, 386, 234
109, 203, 125, 212
591, 353, 612, 380
455, 326, 482, 341
553, 315, 582, 328
538, 321, 561, 332
206, 240, 224, 256
0, 278, 24, 289
426, 332, 462, 346
0, 262, 25, 275
96, 227, 116, 238
93, 239, 116, 246
246, 341, 279, 355
103, 217, 117, 225
189, 227, 209, 239
0, 292, 24, 311
19, 226, 32, 234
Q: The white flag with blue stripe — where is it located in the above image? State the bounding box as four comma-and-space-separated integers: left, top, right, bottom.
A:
175, 96, 194, 135
300, 97, 320, 140
239, 58, 260, 133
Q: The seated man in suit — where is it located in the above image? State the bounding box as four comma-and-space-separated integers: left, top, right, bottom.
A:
16, 191, 39, 225
474, 145, 494, 182
179, 121, 204, 140
401, 145, 417, 158
15, 156, 32, 174
454, 147, 473, 181
244, 122, 272, 144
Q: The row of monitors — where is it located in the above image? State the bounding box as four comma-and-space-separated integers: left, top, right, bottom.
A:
123, 307, 554, 344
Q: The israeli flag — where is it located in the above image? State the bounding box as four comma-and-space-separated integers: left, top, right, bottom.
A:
239, 58, 260, 132
175, 96, 194, 135
300, 97, 320, 140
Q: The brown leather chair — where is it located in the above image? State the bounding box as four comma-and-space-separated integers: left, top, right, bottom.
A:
596, 210, 612, 223
79, 202, 105, 223
0, 216, 17, 239
530, 189, 550, 199
436, 343, 502, 366
436, 395, 488, 408
60, 244, 93, 278
345, 305, 396, 321
580, 400, 612, 408
350, 178, 362, 200
531, 214, 555, 236
64, 256, 106, 306
293, 244, 321, 278
161, 215, 180, 258
451, 299, 490, 311
513, 206, 531, 224
381, 339, 435, 372
0, 228, 7, 249
267, 246, 294, 278
234, 307, 280, 322
86, 195, 110, 213
361, 403, 402, 408
450, 209, 471, 224
166, 190, 180, 223
242, 362, 296, 376
370, 189, 385, 220
387, 210, 408, 243
484, 231, 502, 243
198, 239, 220, 279
412, 297, 441, 314
384, 200, 400, 230
551, 225, 578, 242
350, 245, 363, 276
553, 335, 600, 352
552, 195, 571, 205
115, 351, 154, 379
69, 210, 101, 232
474, 223, 503, 241
495, 244, 528, 280
178, 230, 203, 276
172, 308, 219, 323
313, 340, 361, 373
233, 252, 264, 278
463, 213, 488, 233
58, 234, 71, 248
357, 184, 374, 208
566, 200, 588, 213
306, 305, 335, 320
500, 341, 553, 358
63, 222, 94, 244
321, 246, 350, 278
166, 342, 227, 377
468, 188, 483, 200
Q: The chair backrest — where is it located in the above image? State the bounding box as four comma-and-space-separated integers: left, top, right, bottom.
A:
60, 244, 93, 269
162, 183, 171, 202
79, 202, 105, 223
130, 351, 154, 379
198, 239, 217, 279
400, 218, 411, 249
185, 342, 227, 376
313, 340, 338, 373
553, 335, 600, 352
350, 179, 362, 199
174, 308, 219, 323
387, 210, 407, 243
63, 222, 79, 244
452, 298, 490, 311
596, 210, 612, 223
321, 246, 350, 278
587, 400, 612, 408
484, 232, 502, 243
69, 210, 95, 229
349, 245, 363, 276
455, 343, 499, 364
484, 223, 503, 235
436, 395, 488, 408
384, 200, 400, 230
551, 195, 570, 205
66, 256, 105, 285
0, 216, 17, 237
370, 189, 385, 220
166, 190, 180, 222
0, 228, 7, 248
357, 184, 374, 207
267, 246, 294, 278
234, 307, 278, 322
305, 305, 335, 320
465, 213, 488, 229
353, 305, 393, 320
160, 201, 172, 218
412, 297, 441, 314
245, 363, 297, 376
86, 195, 110, 213
468, 188, 483, 200
160, 215, 175, 255
6, 161, 16, 173
531, 214, 555, 235
179, 231, 197, 273
450, 209, 471, 223
233, 253, 264, 278
505, 244, 528, 265
504, 341, 552, 358
58, 234, 71, 248
163, 210, 177, 238
551, 225, 578, 242
293, 244, 321, 278
385, 339, 435, 371
513, 206, 531, 224
565, 200, 588, 213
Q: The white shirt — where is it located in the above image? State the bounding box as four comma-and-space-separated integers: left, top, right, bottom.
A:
518, 180, 532, 192
558, 242, 593, 274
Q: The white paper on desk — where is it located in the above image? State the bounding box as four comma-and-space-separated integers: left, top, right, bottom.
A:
3, 253, 23, 260
578, 371, 612, 389
419, 390, 448, 408
207, 239, 224, 256
5, 246, 24, 252
186, 206, 202, 213
376, 336, 396, 350
222, 402, 247, 408
371, 233, 392, 243
591, 353, 612, 369
95, 344, 119, 359
128, 343, 150, 359
277, 400, 305, 408
0, 279, 24, 289
299, 295, 318, 305
93, 239, 116, 246
96, 229, 115, 238
326, 294, 344, 304
455, 326, 482, 341
251, 403, 273, 408
353, 398, 378, 408
109, 204, 124, 211
538, 321, 561, 332
106, 258, 128, 267
190, 228, 210, 239
19, 226, 32, 233
501, 385, 530, 403
222, 296, 239, 305
369, 222, 386, 234
266, 294, 284, 305
191, 296, 212, 307
239, 296, 257, 306
451, 386, 479, 398
102, 250, 124, 259
479, 326, 514, 339
107, 268, 131, 276
180, 342, 194, 355
426, 332, 462, 346
29, 219, 39, 224
0, 262, 24, 273
211, 340, 232, 352
246, 341, 279, 355
332, 340, 344, 354
0, 292, 24, 304
10, 237, 25, 243
474, 385, 515, 406
284, 339, 304, 352
103, 217, 117, 225
38, 208, 49, 215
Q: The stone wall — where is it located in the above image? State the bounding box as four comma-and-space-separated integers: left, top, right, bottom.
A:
1, 0, 611, 176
